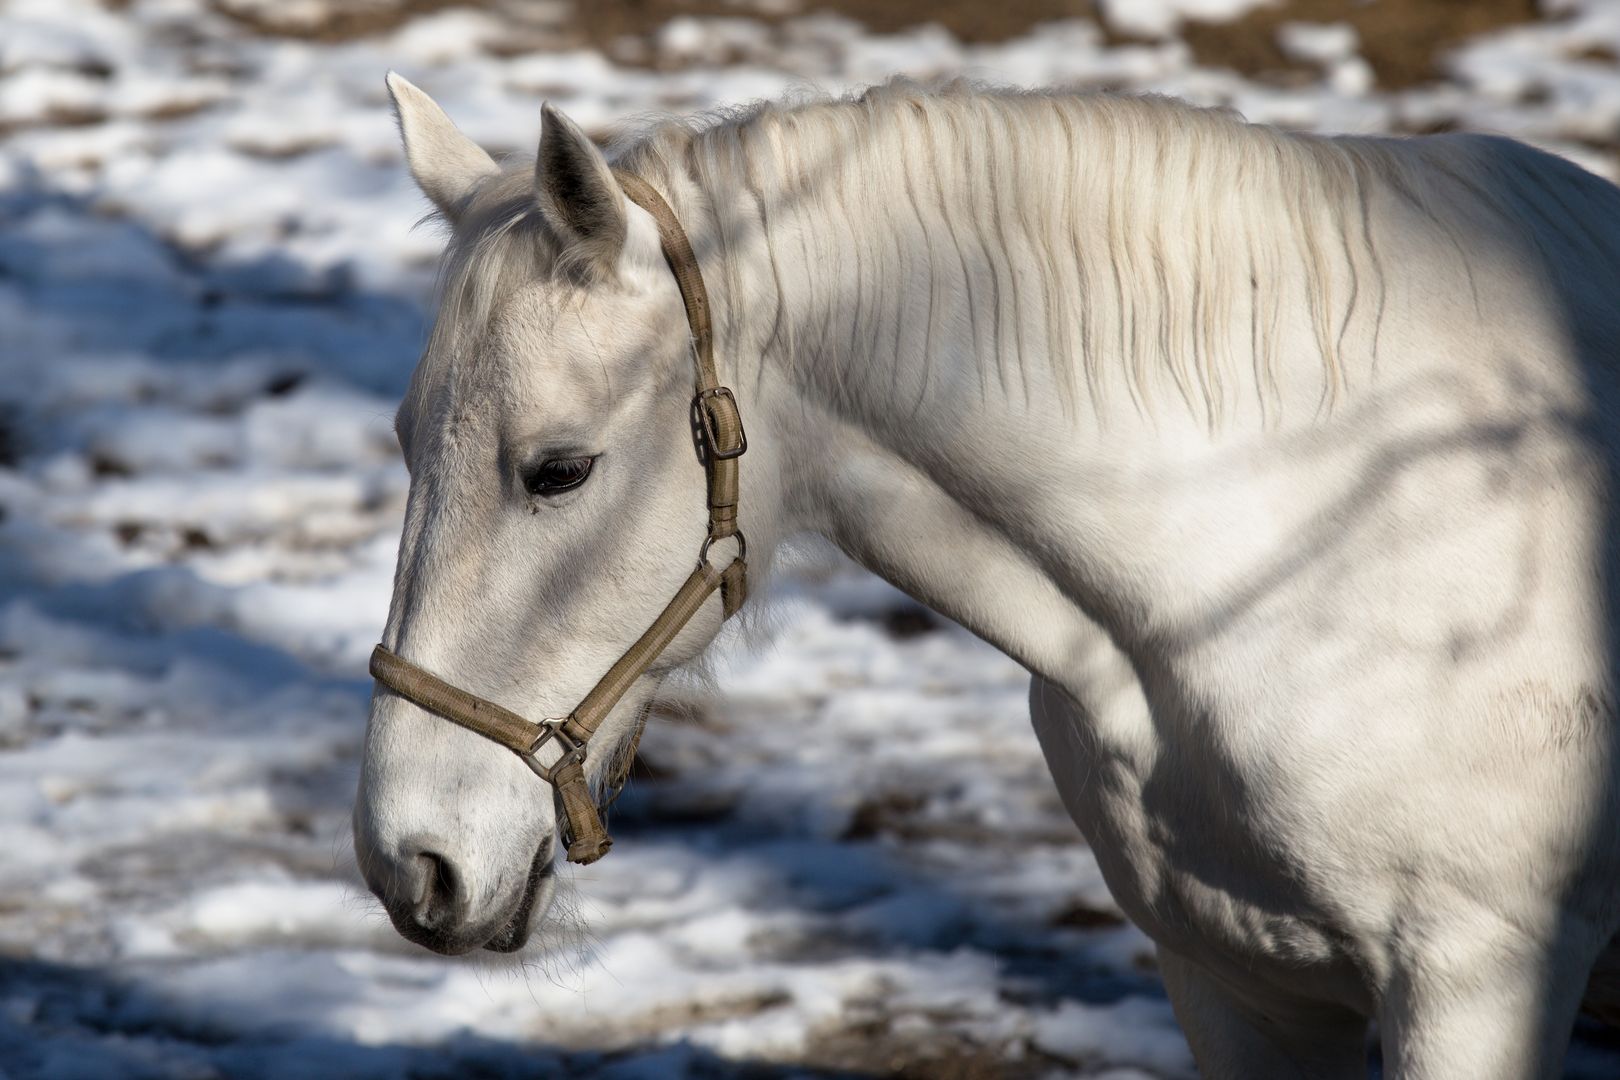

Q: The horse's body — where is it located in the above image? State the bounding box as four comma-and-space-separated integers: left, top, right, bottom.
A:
354, 78, 1620, 1076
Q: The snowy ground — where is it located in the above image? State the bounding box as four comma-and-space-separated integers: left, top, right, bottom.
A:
4, 0, 1620, 1076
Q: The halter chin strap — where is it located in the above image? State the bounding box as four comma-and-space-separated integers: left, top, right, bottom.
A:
369, 170, 748, 865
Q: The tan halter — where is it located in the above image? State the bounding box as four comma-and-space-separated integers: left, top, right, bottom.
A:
369, 170, 748, 865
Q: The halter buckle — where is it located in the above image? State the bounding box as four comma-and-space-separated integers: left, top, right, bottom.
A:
693, 386, 747, 461
527, 718, 586, 781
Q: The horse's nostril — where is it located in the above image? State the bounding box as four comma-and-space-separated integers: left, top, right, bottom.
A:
413, 850, 462, 930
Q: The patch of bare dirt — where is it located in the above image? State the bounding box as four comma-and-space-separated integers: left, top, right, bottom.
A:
581, 989, 795, 1047
843, 790, 1080, 846
1049, 899, 1125, 929
842, 790, 927, 840
1180, 0, 1541, 90
579, 0, 1543, 91
574, 0, 1097, 53
195, 0, 1548, 95
207, 0, 479, 41
808, 1018, 1050, 1079
198, 0, 1105, 57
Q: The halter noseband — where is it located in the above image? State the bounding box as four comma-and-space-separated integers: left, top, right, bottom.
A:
368, 170, 748, 864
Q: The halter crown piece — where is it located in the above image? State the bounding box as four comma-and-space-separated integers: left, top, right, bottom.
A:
368, 170, 749, 864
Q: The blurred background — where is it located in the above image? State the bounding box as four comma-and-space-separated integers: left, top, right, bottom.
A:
1, 1, 1618, 1077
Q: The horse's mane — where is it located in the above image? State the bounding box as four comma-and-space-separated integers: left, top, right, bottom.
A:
416, 78, 1619, 433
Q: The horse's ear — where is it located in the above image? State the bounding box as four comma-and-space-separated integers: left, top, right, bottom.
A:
536, 103, 627, 276
386, 72, 499, 223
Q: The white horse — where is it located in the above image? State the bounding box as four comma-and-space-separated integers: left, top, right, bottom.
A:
353, 74, 1620, 1077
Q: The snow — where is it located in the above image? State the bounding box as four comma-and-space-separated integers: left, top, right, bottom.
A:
1097, 0, 1279, 40
2, 0, 1619, 1076
1276, 21, 1358, 66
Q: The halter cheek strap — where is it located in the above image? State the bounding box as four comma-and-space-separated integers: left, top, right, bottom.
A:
369, 170, 747, 865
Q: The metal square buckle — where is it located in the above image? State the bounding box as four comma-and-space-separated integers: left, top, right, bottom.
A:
526, 719, 586, 782
693, 386, 747, 460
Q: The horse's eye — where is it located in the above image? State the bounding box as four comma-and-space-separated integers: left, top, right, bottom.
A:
523, 456, 595, 496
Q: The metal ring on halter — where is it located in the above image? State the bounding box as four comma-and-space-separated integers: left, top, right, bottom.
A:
523, 718, 586, 782
699, 529, 747, 568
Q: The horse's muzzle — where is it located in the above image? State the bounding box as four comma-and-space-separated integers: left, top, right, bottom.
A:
361, 831, 556, 955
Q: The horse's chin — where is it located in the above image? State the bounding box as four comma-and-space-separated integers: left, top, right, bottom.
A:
481, 846, 559, 953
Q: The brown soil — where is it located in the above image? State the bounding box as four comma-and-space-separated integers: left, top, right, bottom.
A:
1050, 899, 1125, 929
573, 0, 1097, 51
842, 790, 928, 840
206, 0, 473, 41
201, 0, 1101, 46
200, 0, 1548, 94
807, 1020, 1053, 1079
1180, 0, 1541, 90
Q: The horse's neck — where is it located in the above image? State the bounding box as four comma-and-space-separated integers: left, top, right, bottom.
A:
699, 136, 1303, 682
672, 109, 1407, 691
732, 281, 1174, 691
667, 105, 1602, 726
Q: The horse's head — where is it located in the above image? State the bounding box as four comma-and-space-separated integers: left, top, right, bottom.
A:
353, 75, 755, 954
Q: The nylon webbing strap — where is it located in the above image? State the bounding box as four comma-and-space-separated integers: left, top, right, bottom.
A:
369, 645, 539, 755
613, 169, 746, 547
369, 561, 725, 864
568, 561, 723, 737
368, 169, 748, 866
612, 170, 716, 385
